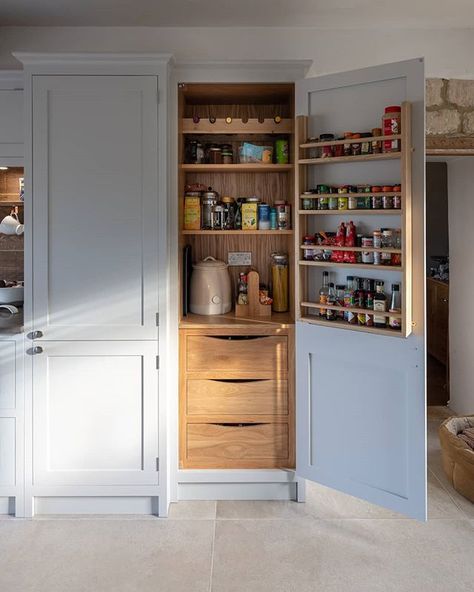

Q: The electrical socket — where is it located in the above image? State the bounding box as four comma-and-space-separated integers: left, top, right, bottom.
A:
228, 252, 252, 266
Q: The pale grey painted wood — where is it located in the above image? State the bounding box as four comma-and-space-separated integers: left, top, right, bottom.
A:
31, 75, 159, 341
32, 340, 159, 487
0, 89, 23, 158
296, 59, 427, 520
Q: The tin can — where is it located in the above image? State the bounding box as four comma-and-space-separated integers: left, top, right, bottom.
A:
348, 196, 358, 210
275, 201, 289, 230
361, 237, 374, 264
258, 203, 271, 230
275, 139, 289, 164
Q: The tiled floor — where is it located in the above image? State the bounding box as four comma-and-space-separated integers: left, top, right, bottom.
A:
1, 406, 473, 591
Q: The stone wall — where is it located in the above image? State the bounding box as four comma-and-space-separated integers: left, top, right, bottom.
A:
426, 79, 474, 148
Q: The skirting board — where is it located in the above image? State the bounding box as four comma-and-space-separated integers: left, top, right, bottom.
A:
34, 497, 158, 515
178, 482, 297, 501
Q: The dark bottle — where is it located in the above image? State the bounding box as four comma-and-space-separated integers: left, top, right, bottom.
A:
365, 279, 375, 326
319, 271, 330, 317
355, 277, 366, 325
326, 282, 336, 321
373, 281, 388, 328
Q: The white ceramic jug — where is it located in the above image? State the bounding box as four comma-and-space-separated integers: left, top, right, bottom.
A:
0, 212, 24, 235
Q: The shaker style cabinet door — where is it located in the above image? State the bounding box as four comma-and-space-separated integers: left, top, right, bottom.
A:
0, 89, 24, 158
295, 59, 427, 519
32, 341, 159, 486
31, 76, 159, 340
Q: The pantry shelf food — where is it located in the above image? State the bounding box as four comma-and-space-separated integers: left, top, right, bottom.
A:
301, 301, 403, 318
299, 152, 401, 165
180, 164, 293, 172
299, 261, 403, 271
299, 315, 405, 337
298, 209, 400, 216
299, 245, 402, 254
182, 230, 294, 235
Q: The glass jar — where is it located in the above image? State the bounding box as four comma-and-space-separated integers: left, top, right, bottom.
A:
307, 137, 320, 159
270, 253, 289, 312
222, 196, 235, 230
302, 192, 315, 210
371, 128, 382, 153
320, 134, 335, 158
351, 133, 361, 156
221, 144, 233, 165
382, 106, 402, 152
212, 202, 225, 230
343, 132, 353, 156
201, 189, 218, 229
209, 145, 222, 164
360, 133, 372, 155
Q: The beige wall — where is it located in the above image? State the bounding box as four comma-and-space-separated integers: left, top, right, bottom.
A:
1, 26, 474, 78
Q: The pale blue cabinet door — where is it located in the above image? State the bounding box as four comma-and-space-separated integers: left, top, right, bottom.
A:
295, 59, 426, 520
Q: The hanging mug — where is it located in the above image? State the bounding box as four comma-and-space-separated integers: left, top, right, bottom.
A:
0, 211, 24, 235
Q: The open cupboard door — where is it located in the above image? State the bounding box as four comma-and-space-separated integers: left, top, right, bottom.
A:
295, 59, 426, 520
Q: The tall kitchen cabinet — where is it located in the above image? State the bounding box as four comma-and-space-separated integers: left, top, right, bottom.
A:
176, 59, 427, 519
16, 54, 171, 516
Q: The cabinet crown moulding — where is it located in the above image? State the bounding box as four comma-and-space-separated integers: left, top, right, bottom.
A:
12, 52, 175, 67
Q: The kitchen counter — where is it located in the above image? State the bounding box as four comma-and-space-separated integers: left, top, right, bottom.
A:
0, 309, 24, 336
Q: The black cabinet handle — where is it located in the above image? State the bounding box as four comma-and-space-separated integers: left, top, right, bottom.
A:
208, 335, 269, 341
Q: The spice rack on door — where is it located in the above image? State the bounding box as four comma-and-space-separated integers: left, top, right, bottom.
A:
294, 101, 412, 338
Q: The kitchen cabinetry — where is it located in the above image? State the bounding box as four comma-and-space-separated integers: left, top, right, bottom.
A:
0, 72, 24, 160
177, 59, 427, 519
427, 278, 449, 365
17, 53, 170, 516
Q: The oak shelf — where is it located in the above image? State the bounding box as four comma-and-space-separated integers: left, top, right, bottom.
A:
298, 260, 403, 271
301, 301, 402, 318
180, 163, 293, 172
298, 209, 400, 216
182, 117, 293, 135
300, 134, 402, 149
299, 315, 404, 337
298, 152, 401, 165
300, 245, 402, 254
182, 229, 293, 235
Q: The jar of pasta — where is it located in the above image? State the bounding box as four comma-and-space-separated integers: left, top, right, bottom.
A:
270, 252, 289, 312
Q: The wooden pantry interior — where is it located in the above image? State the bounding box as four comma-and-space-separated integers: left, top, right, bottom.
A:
177, 74, 415, 472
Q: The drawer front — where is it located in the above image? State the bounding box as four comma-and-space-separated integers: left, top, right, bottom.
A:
186, 423, 289, 466
187, 379, 288, 416
185, 335, 288, 375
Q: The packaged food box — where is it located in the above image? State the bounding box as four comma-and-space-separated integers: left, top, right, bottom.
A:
239, 142, 273, 164
242, 202, 258, 230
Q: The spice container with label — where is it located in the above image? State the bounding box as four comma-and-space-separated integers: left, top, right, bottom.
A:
382, 186, 394, 209
360, 133, 372, 155
184, 191, 201, 230
343, 132, 353, 156
258, 203, 271, 230
382, 106, 401, 152
393, 185, 402, 209
348, 195, 358, 210
221, 145, 233, 165
328, 194, 339, 210
320, 134, 335, 158
302, 191, 315, 210
371, 186, 383, 209
371, 128, 382, 153
389, 284, 402, 329
361, 237, 374, 264
303, 235, 316, 260
351, 133, 361, 156
242, 197, 259, 230
307, 137, 319, 159
373, 281, 388, 327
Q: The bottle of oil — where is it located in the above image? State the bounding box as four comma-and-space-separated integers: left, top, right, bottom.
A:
373, 281, 388, 328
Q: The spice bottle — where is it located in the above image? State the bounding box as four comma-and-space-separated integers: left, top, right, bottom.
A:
389, 284, 402, 329
344, 276, 357, 324
326, 283, 336, 321
319, 271, 330, 317
373, 281, 388, 327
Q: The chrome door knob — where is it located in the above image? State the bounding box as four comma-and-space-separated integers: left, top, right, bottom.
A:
27, 330, 43, 340
27, 346, 43, 355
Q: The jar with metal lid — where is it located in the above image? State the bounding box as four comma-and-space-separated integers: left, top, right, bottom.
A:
373, 230, 382, 249
209, 145, 223, 164
303, 235, 316, 260
307, 137, 320, 159
221, 144, 233, 165
382, 106, 401, 152
201, 188, 218, 229
371, 128, 382, 153
348, 195, 358, 210
360, 133, 372, 155
343, 132, 353, 156
302, 191, 315, 210
351, 133, 361, 156
361, 237, 374, 264
274, 201, 289, 230
371, 186, 383, 210
319, 134, 335, 158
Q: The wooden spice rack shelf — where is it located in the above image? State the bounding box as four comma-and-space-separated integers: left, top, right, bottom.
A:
298, 209, 400, 216
301, 301, 402, 318
298, 152, 401, 165
0, 201, 23, 207
299, 245, 402, 254
180, 164, 293, 172
298, 260, 403, 271
300, 134, 402, 148
182, 230, 293, 235
182, 118, 293, 135
299, 192, 401, 199
299, 315, 404, 337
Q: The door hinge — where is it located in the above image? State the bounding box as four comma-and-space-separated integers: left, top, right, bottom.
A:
156, 355, 160, 370
156, 312, 160, 326
156, 457, 160, 471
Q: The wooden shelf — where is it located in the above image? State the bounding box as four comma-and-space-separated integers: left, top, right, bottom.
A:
0, 201, 23, 207
182, 229, 293, 235
298, 152, 401, 165
298, 260, 402, 271
300, 192, 401, 199
180, 164, 293, 173
301, 301, 402, 318
300, 134, 402, 149
299, 315, 404, 337
298, 209, 401, 216
300, 245, 402, 254
180, 311, 294, 329
182, 118, 293, 135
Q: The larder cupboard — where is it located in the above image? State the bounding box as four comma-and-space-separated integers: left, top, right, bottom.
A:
3, 54, 426, 519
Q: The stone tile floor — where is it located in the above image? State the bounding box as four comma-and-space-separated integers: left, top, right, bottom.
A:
1, 406, 473, 591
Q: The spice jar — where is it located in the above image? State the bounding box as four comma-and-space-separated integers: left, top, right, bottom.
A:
351, 133, 361, 156
274, 201, 289, 230
334, 140, 345, 157
317, 185, 329, 210
307, 137, 319, 159
222, 196, 235, 230
212, 202, 225, 230
270, 253, 289, 312
343, 132, 353, 156
393, 185, 402, 209
348, 195, 358, 210
382, 106, 401, 152
209, 145, 223, 164
371, 186, 383, 209
373, 230, 382, 249
382, 185, 394, 209
360, 133, 372, 155
371, 128, 382, 153
362, 237, 374, 264
320, 134, 335, 158
221, 145, 233, 165
303, 235, 316, 260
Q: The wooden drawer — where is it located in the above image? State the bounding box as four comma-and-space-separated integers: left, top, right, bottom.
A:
185, 335, 288, 375
187, 379, 288, 416
186, 423, 289, 468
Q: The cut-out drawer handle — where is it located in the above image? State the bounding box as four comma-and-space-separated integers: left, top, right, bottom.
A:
208, 335, 270, 341
211, 422, 267, 428
209, 378, 267, 384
